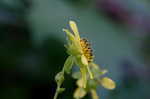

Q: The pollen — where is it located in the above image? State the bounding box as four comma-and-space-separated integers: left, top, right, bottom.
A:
80, 38, 93, 63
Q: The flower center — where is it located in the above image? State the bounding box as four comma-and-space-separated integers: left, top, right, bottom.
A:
80, 38, 93, 63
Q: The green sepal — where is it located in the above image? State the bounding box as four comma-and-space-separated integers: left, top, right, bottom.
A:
63, 56, 74, 74
55, 71, 64, 85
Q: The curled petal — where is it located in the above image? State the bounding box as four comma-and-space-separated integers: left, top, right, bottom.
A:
63, 28, 75, 42
69, 21, 80, 39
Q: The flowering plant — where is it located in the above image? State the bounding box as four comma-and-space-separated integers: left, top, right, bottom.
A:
54, 20, 116, 99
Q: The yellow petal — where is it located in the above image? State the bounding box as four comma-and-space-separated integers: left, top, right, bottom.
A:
76, 79, 84, 88
74, 88, 87, 99
90, 89, 99, 99
63, 28, 75, 42
80, 67, 87, 88
69, 20, 80, 39
81, 55, 88, 66
100, 77, 116, 90
86, 66, 93, 79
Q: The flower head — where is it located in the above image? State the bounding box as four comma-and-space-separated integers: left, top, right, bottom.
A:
63, 20, 94, 88
63, 21, 94, 65
54, 20, 116, 99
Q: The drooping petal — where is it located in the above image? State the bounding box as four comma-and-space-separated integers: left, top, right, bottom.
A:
76, 78, 84, 88
80, 67, 87, 88
74, 88, 87, 99
69, 21, 80, 39
90, 89, 99, 99
90, 63, 108, 78
81, 55, 88, 66
86, 65, 93, 79
100, 77, 116, 90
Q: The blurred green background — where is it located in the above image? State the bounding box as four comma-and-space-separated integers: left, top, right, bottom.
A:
0, 0, 150, 99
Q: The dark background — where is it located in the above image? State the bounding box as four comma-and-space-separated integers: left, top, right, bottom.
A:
0, 0, 150, 99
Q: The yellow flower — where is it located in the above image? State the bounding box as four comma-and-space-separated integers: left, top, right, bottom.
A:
54, 20, 116, 99
63, 20, 94, 88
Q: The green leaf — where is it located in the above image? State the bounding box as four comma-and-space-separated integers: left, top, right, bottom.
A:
63, 56, 74, 74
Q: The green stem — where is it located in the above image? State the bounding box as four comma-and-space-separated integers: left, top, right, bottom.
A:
53, 70, 65, 99
53, 86, 60, 99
